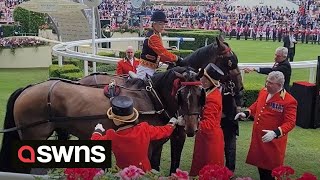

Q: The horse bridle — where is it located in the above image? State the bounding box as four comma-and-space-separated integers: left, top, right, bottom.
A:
145, 77, 203, 121
175, 81, 204, 117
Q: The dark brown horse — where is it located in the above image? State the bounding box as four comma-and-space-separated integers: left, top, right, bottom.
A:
0, 67, 205, 174
76, 37, 244, 173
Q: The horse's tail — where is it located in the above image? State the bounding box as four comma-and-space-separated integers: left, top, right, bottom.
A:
0, 88, 30, 173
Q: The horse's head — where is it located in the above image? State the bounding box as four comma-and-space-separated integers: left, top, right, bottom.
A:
214, 40, 244, 93
170, 67, 205, 137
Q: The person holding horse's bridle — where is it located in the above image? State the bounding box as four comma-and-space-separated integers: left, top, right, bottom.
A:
136, 11, 184, 79
190, 63, 226, 176
91, 96, 182, 172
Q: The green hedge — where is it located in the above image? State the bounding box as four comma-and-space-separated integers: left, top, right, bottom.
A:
92, 64, 117, 72
49, 64, 82, 80
97, 51, 116, 57
59, 72, 84, 81
167, 30, 220, 50
2, 25, 15, 37
243, 89, 259, 107
13, 7, 45, 34
52, 58, 82, 67
116, 49, 193, 59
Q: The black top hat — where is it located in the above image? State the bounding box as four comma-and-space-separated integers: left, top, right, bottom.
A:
107, 96, 139, 123
204, 63, 224, 85
151, 11, 168, 23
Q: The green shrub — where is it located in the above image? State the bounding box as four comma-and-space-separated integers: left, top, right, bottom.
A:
59, 72, 83, 81
93, 63, 117, 72
169, 50, 194, 58
97, 51, 116, 57
13, 7, 46, 34
2, 25, 15, 37
118, 50, 142, 59
117, 49, 192, 59
243, 89, 259, 107
167, 30, 220, 50
49, 64, 80, 77
52, 58, 82, 67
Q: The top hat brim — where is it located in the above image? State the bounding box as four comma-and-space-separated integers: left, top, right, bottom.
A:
152, 20, 168, 23
204, 70, 220, 87
107, 107, 139, 123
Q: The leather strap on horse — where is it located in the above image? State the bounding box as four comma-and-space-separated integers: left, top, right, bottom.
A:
47, 80, 61, 118
0, 115, 107, 133
145, 77, 170, 119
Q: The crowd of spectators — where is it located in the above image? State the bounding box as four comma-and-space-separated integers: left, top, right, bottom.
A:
98, 0, 320, 42
0, 0, 24, 23
0, 0, 319, 42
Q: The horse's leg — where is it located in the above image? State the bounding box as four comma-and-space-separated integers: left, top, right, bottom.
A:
0, 88, 31, 173
169, 126, 186, 174
55, 128, 71, 140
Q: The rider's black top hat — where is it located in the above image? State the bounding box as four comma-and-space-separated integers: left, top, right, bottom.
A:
151, 11, 168, 23
107, 96, 139, 123
204, 63, 224, 85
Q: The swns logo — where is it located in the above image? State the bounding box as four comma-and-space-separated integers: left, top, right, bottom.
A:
12, 140, 111, 168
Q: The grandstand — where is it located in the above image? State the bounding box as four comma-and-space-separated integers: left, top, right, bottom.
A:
0, 0, 319, 43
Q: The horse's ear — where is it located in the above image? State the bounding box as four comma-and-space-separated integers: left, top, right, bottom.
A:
196, 68, 204, 80
174, 71, 186, 81
216, 36, 223, 48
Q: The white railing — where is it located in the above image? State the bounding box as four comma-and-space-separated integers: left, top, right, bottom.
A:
52, 37, 195, 75
238, 61, 318, 83
51, 37, 318, 82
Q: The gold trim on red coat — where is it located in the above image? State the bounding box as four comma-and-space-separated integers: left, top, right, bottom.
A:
139, 59, 158, 69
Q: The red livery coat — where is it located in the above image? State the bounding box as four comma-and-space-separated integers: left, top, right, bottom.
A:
116, 58, 139, 75
148, 33, 177, 63
190, 88, 224, 176
91, 122, 174, 172
246, 88, 297, 170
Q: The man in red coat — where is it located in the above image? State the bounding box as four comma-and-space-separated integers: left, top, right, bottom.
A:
190, 63, 225, 176
235, 71, 297, 180
91, 96, 181, 172
116, 46, 139, 75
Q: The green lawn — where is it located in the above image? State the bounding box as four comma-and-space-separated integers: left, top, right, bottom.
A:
225, 39, 319, 90
0, 40, 319, 178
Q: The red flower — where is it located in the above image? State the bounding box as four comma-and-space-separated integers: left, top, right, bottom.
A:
64, 168, 101, 180
297, 172, 317, 180
172, 168, 189, 180
272, 166, 295, 180
199, 164, 233, 180
119, 165, 145, 180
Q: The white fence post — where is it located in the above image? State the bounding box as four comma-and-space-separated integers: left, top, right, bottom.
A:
309, 67, 316, 83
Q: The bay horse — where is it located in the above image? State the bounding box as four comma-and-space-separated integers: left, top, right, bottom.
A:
75, 37, 244, 173
0, 67, 205, 174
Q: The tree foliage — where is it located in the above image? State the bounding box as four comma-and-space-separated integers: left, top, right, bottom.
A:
13, 7, 46, 34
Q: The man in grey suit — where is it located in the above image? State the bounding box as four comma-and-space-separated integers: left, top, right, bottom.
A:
283, 28, 297, 62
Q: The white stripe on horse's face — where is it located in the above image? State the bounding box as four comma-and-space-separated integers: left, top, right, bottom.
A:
187, 89, 191, 109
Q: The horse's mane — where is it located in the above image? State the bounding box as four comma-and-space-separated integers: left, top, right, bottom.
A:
49, 77, 81, 85
183, 42, 218, 69
87, 72, 110, 76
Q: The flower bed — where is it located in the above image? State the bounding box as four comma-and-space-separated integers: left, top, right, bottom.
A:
46, 165, 318, 180
0, 37, 51, 68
